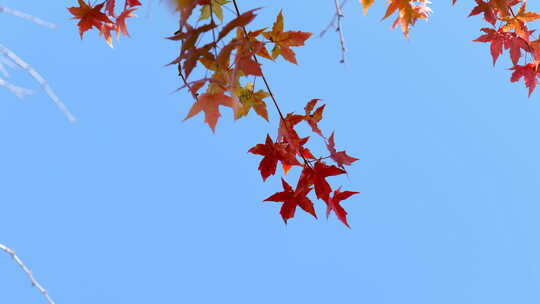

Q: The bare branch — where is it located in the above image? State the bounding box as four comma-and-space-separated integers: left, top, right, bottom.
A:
333, 0, 348, 64
0, 6, 56, 29
0, 77, 33, 98
0, 60, 11, 77
319, 0, 349, 38
0, 44, 76, 122
0, 243, 56, 304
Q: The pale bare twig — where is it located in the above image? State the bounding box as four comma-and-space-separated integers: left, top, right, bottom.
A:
0, 44, 76, 122
1, 56, 17, 70
319, 0, 349, 38
0, 60, 11, 77
0, 6, 56, 29
0, 77, 33, 98
334, 0, 347, 63
0, 243, 56, 304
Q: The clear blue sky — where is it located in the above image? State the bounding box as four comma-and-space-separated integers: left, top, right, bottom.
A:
1, 1, 540, 303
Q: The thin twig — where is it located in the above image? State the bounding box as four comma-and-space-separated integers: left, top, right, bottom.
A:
231, 1, 285, 120
0, 77, 33, 98
231, 0, 312, 167
209, 0, 219, 59
0, 6, 56, 29
176, 12, 200, 101
0, 60, 11, 77
333, 0, 347, 63
0, 44, 76, 122
0, 243, 56, 304
319, 0, 349, 38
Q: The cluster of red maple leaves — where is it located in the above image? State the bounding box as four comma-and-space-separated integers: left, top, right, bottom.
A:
67, 0, 540, 226
68, 0, 141, 47
170, 1, 359, 226
249, 98, 359, 226
68, 0, 359, 226
469, 0, 540, 96
362, 0, 540, 96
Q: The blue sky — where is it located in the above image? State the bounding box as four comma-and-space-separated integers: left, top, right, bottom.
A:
1, 0, 540, 303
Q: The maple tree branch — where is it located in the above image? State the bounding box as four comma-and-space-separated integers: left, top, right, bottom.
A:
231, 0, 312, 168
178, 69, 200, 100
0, 6, 56, 29
0, 243, 56, 304
333, 0, 347, 64
175, 14, 200, 101
231, 0, 286, 121
209, 1, 219, 59
0, 44, 76, 122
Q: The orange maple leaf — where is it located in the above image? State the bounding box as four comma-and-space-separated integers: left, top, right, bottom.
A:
263, 11, 311, 64
68, 0, 113, 38
383, 0, 431, 38
183, 92, 238, 132
115, 8, 137, 38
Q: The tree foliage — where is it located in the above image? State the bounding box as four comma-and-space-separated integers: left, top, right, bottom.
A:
63, 0, 540, 226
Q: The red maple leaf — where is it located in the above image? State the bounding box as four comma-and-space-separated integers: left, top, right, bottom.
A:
167, 23, 216, 77
280, 136, 311, 174
468, 0, 497, 26
474, 28, 531, 66
277, 113, 305, 153
248, 135, 301, 181
511, 62, 540, 96
115, 8, 137, 38
326, 132, 359, 169
507, 34, 530, 65
99, 23, 115, 47
126, 0, 141, 7
105, 0, 116, 16
304, 98, 325, 137
474, 28, 506, 65
68, 0, 113, 38
298, 161, 346, 202
183, 92, 238, 132
327, 187, 358, 228
264, 178, 316, 223
217, 8, 259, 41
232, 39, 263, 76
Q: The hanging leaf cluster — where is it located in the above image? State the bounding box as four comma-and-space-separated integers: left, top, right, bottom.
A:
361, 0, 540, 96
68, 0, 359, 226
68, 0, 141, 47
68, 0, 540, 225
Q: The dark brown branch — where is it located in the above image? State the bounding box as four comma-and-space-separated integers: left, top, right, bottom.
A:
231, 0, 311, 167
231, 0, 285, 121
209, 0, 219, 58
